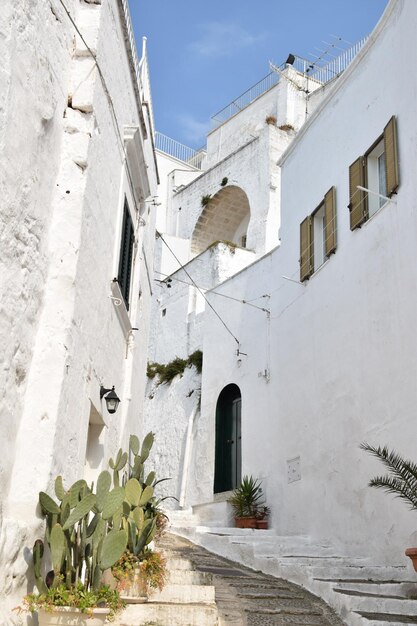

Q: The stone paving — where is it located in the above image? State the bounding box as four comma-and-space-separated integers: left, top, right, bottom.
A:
160, 533, 346, 626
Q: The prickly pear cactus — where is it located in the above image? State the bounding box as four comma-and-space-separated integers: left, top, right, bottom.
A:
32, 474, 127, 594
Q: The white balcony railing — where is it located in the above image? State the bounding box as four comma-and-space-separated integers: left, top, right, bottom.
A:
155, 132, 206, 169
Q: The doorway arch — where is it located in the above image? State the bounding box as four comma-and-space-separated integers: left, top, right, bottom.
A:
214, 384, 242, 493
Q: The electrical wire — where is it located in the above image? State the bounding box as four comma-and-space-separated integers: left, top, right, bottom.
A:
156, 231, 241, 347
154, 271, 270, 314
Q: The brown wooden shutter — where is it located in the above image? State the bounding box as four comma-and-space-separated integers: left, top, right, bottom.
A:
384, 115, 399, 196
349, 157, 367, 230
300, 216, 313, 282
324, 186, 337, 256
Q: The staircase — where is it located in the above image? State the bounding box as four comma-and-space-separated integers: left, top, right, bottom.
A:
117, 535, 218, 626
170, 513, 417, 626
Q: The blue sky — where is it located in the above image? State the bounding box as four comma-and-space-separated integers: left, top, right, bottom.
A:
130, 1, 388, 149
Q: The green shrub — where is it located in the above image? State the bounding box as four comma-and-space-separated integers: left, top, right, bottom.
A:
147, 351, 203, 384
188, 350, 203, 373
158, 357, 187, 384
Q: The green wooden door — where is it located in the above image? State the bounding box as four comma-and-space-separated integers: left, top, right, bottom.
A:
214, 384, 241, 493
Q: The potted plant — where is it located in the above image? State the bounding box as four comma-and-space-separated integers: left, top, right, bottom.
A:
255, 506, 270, 530
106, 433, 171, 601
23, 471, 128, 625
228, 476, 265, 528
112, 548, 167, 601
360, 442, 417, 571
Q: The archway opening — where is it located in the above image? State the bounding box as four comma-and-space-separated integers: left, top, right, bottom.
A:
191, 185, 250, 256
214, 383, 242, 494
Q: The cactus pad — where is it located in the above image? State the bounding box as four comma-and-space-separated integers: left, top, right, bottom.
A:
62, 493, 96, 530
102, 487, 125, 520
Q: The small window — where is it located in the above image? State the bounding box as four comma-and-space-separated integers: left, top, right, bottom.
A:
366, 139, 387, 217
117, 199, 135, 309
300, 187, 336, 282
349, 116, 399, 230
162, 308, 166, 317
241, 235, 247, 248
312, 203, 325, 271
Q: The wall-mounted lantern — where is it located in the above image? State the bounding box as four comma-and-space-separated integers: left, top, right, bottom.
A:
100, 385, 120, 414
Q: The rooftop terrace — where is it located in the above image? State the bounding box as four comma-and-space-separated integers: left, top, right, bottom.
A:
155, 36, 368, 164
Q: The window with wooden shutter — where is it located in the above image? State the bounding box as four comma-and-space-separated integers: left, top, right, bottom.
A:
299, 216, 313, 282
117, 199, 135, 310
349, 156, 367, 230
324, 186, 337, 256
383, 115, 399, 197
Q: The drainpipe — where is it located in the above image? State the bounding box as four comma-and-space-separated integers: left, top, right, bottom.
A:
179, 398, 200, 509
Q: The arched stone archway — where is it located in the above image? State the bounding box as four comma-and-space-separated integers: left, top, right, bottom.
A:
214, 383, 242, 494
191, 185, 250, 256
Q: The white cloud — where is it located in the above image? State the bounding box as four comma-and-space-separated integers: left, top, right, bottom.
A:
189, 22, 264, 59
177, 114, 211, 146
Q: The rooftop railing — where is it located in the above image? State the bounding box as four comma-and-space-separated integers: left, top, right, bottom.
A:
293, 36, 369, 84
210, 37, 368, 129
155, 132, 206, 169
211, 67, 283, 128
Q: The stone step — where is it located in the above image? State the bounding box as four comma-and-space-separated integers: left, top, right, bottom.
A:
355, 611, 417, 625
166, 568, 213, 586
333, 581, 417, 599
336, 594, 417, 616
118, 601, 218, 626
167, 509, 199, 526
253, 541, 338, 556
149, 583, 216, 604
197, 533, 256, 564
196, 526, 276, 536
165, 556, 194, 571
279, 560, 408, 580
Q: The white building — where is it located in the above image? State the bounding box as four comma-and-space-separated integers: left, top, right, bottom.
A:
0, 1, 158, 621
147, 0, 416, 577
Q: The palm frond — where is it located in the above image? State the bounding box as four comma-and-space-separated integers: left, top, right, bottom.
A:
360, 443, 417, 491
361, 442, 417, 511
369, 475, 417, 510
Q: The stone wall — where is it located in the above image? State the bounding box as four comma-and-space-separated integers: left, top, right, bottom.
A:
0, 1, 157, 621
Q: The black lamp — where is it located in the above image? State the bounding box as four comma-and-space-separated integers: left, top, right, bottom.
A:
100, 385, 120, 414
285, 53, 295, 65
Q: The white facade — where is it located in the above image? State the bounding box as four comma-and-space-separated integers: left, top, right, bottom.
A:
0, 1, 158, 622
145, 63, 318, 502
147, 0, 417, 570
194, 0, 417, 562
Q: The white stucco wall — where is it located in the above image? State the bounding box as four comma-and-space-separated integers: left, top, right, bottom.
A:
169, 126, 292, 257
206, 66, 318, 169
192, 0, 417, 564
148, 243, 255, 364
155, 150, 201, 233
0, 1, 158, 621
143, 365, 202, 508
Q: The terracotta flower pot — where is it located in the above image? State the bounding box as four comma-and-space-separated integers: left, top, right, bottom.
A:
38, 607, 109, 626
118, 566, 148, 603
256, 519, 269, 529
234, 516, 257, 529
405, 547, 417, 572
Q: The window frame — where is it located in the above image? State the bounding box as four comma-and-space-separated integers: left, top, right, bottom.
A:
117, 197, 135, 310
311, 200, 326, 272
364, 134, 387, 218
299, 186, 337, 282
349, 115, 399, 231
